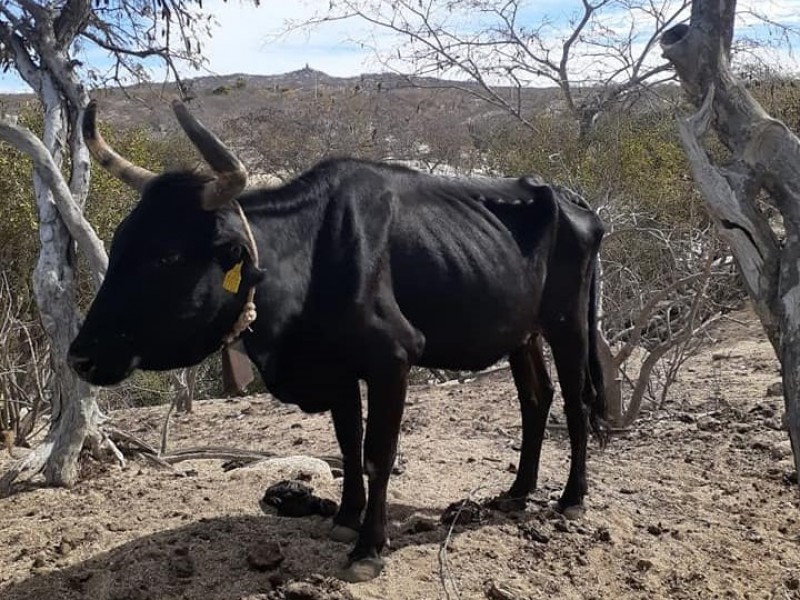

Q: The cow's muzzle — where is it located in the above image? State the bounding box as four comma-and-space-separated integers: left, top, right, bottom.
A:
67, 341, 140, 386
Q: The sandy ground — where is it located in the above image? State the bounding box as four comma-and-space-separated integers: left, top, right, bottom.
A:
1, 307, 799, 600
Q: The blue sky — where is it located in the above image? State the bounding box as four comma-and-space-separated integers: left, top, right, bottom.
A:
1, 0, 799, 93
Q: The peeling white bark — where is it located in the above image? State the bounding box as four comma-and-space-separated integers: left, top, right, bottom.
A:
0, 47, 107, 491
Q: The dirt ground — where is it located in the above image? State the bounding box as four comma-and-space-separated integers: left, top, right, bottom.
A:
1, 306, 799, 600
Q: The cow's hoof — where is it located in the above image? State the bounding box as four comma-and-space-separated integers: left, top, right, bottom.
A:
488, 495, 526, 513
329, 524, 359, 544
339, 556, 385, 582
560, 504, 586, 520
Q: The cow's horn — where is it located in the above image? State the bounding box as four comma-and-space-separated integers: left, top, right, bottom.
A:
171, 99, 247, 210
82, 101, 157, 192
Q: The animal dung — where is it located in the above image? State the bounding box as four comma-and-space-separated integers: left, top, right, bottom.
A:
260, 480, 338, 518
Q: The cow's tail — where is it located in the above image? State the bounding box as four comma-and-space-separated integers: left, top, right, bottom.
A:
587, 256, 609, 447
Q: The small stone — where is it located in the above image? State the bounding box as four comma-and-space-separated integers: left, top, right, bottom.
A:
765, 381, 783, 397
172, 555, 195, 578
751, 441, 771, 452
697, 417, 723, 432
636, 559, 653, 572
770, 441, 793, 460
81, 570, 112, 597
553, 520, 570, 533
743, 529, 763, 544
647, 523, 664, 536
61, 527, 83, 545
57, 541, 73, 556
247, 542, 285, 572
241, 456, 334, 484
268, 572, 288, 588
484, 580, 523, 600
594, 527, 612, 543
519, 524, 550, 544
765, 417, 785, 431
284, 579, 355, 599
404, 516, 438, 534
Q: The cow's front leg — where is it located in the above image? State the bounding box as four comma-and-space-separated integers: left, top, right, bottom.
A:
340, 364, 408, 582
330, 380, 365, 543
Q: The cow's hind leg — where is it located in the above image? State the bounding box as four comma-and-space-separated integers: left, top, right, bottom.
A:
330, 379, 365, 544
548, 329, 591, 518
497, 336, 554, 510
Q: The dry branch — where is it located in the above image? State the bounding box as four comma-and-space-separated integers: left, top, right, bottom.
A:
0, 116, 108, 287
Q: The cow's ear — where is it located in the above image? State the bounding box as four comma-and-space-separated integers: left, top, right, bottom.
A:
215, 241, 244, 271
242, 260, 266, 287
216, 241, 265, 289
518, 177, 554, 202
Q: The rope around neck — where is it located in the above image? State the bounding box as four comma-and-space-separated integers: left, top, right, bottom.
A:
222, 200, 260, 346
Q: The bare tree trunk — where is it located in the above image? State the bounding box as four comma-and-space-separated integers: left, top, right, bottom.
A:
0, 76, 105, 493
0, 0, 234, 493
33, 166, 102, 487
662, 0, 800, 478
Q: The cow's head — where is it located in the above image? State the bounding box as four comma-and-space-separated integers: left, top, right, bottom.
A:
68, 100, 264, 385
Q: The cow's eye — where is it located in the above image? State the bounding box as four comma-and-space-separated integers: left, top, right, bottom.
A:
156, 254, 182, 267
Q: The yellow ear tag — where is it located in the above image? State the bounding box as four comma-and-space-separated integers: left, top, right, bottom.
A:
223, 261, 243, 294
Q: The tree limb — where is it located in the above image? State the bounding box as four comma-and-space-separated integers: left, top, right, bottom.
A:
672, 85, 781, 348
0, 116, 107, 287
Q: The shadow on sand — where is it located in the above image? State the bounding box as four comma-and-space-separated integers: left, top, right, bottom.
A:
1, 496, 534, 600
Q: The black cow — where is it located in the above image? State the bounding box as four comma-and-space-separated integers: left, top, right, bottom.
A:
68, 100, 606, 582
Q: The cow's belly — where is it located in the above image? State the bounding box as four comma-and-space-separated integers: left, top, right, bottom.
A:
403, 287, 535, 371
390, 222, 538, 371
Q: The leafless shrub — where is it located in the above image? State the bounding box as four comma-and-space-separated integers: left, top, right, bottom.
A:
599, 214, 739, 427
0, 272, 51, 448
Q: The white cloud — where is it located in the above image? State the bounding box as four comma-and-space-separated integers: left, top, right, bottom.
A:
199, 0, 379, 77
174, 0, 800, 80
1, 0, 799, 94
